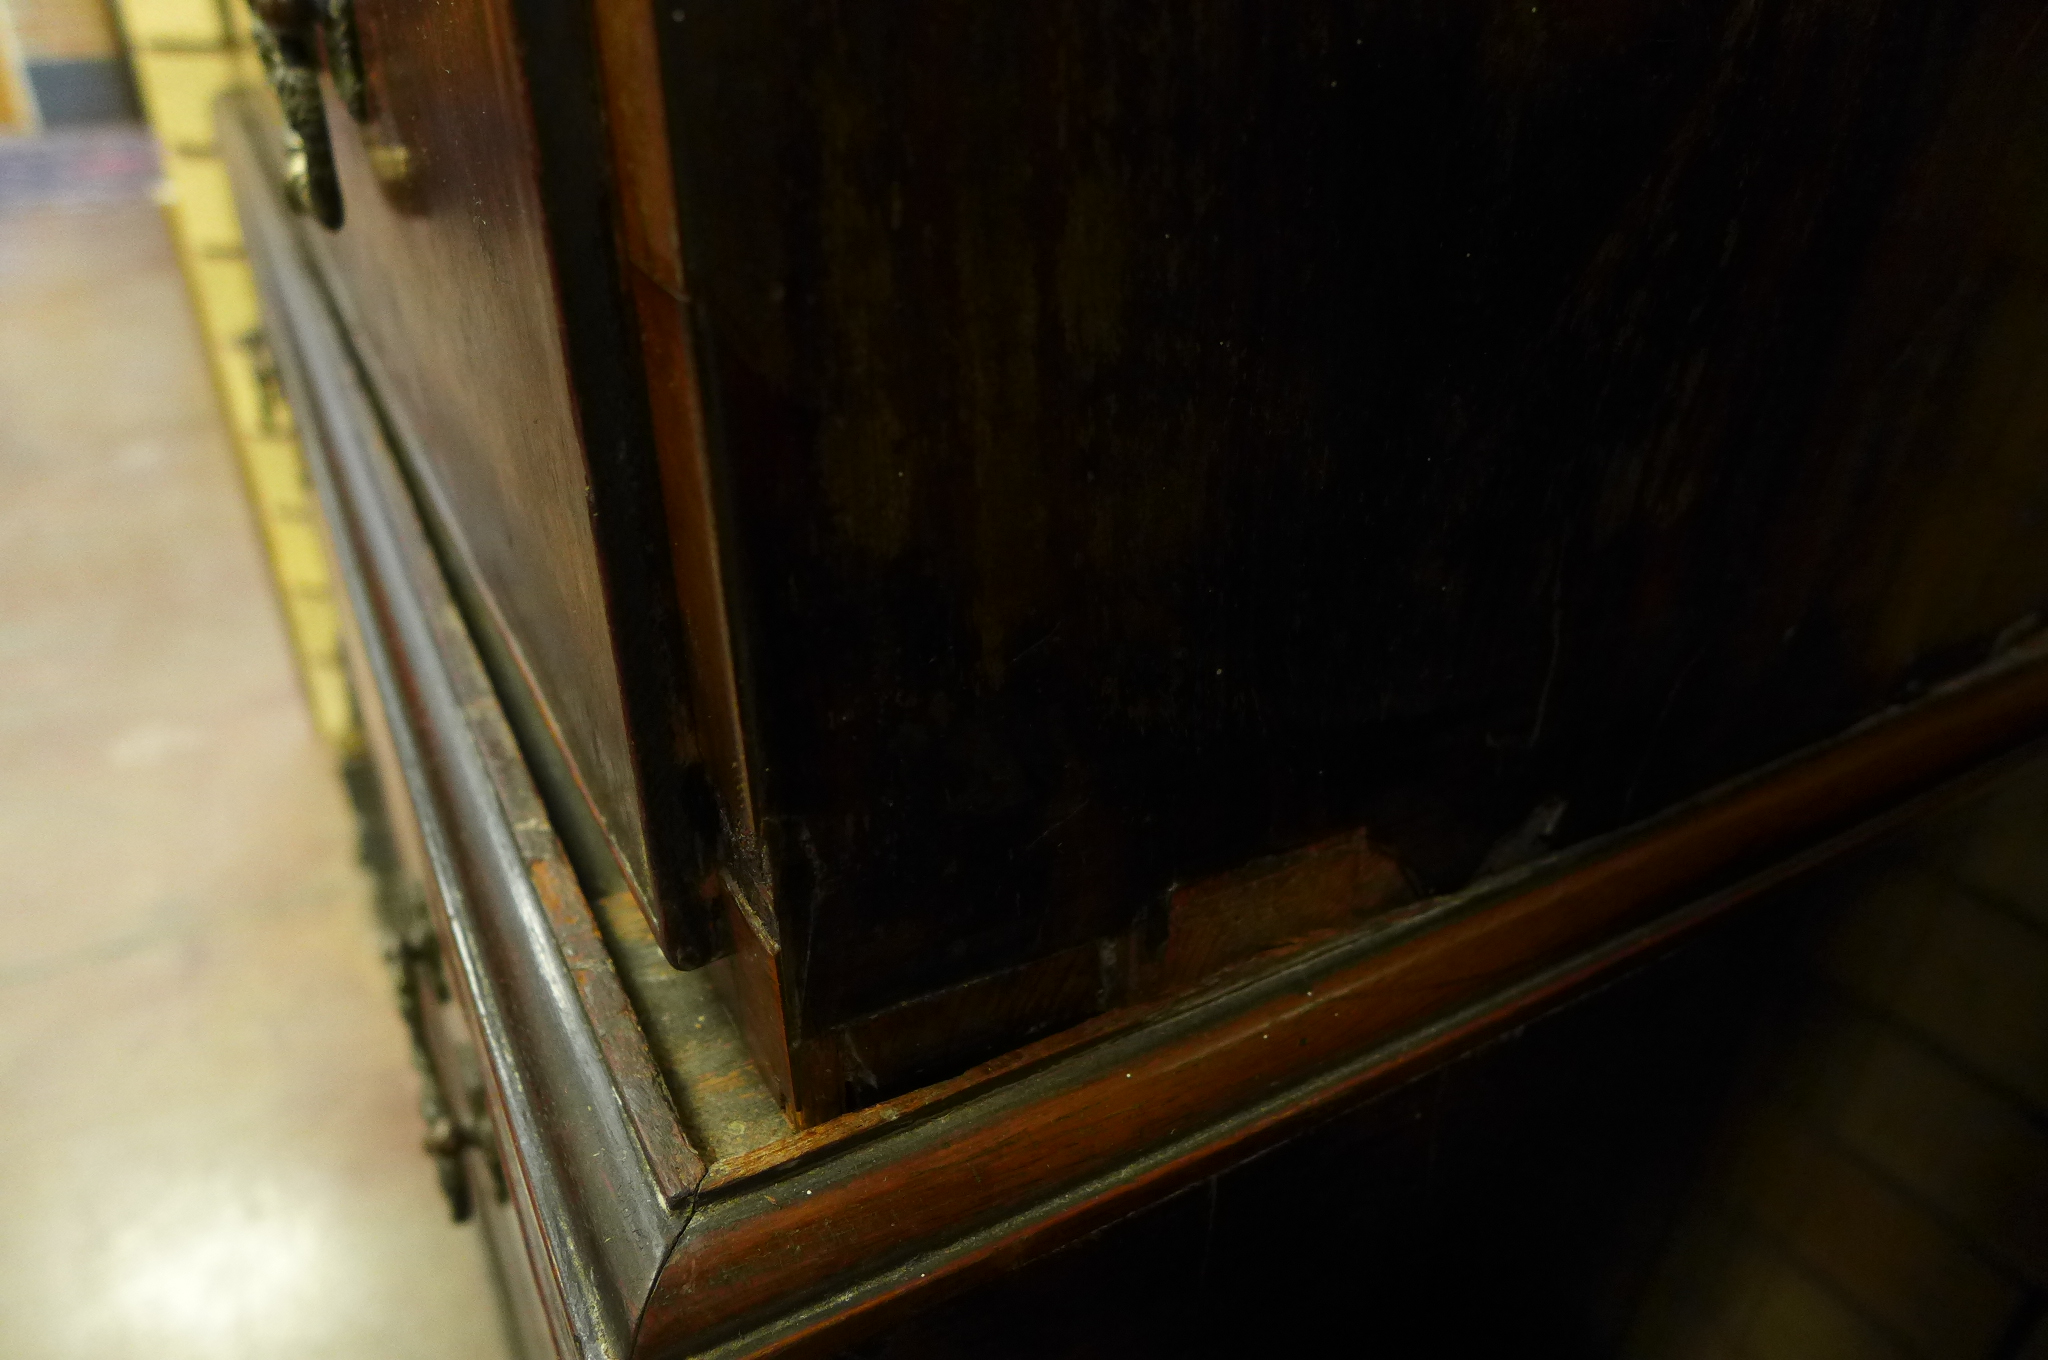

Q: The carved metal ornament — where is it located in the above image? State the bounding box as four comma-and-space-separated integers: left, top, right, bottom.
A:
245, 0, 364, 229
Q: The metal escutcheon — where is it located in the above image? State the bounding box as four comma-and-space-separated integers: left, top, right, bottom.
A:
245, 0, 356, 229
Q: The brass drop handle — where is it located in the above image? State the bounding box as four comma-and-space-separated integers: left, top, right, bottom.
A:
420, 1103, 509, 1222
381, 912, 509, 1224
245, 0, 364, 229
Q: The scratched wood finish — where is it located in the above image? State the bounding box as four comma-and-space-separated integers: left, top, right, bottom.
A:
650, 0, 2048, 1089
638, 649, 2048, 1356
236, 23, 2048, 1345
273, 0, 2048, 1123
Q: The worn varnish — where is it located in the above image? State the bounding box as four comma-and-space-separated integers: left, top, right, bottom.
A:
653, 0, 2048, 1108
263, 0, 2048, 1128
635, 651, 2048, 1355
282, 0, 2048, 1121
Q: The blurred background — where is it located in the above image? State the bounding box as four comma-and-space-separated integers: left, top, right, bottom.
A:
0, 0, 512, 1353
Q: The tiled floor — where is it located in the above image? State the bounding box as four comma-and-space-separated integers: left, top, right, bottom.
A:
0, 135, 514, 1359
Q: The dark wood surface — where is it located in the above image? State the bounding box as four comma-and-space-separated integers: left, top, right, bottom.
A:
248, 0, 2048, 1125
832, 773, 2048, 1360
294, 0, 734, 968
230, 3, 2048, 1349
656, 0, 2048, 1074
828, 870, 1840, 1360
238, 105, 2048, 1346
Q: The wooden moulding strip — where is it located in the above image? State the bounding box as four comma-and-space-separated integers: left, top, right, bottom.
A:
641, 645, 2048, 1357
221, 92, 705, 1207
340, 276, 708, 1206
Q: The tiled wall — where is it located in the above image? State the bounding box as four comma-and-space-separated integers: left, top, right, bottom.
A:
108, 0, 356, 750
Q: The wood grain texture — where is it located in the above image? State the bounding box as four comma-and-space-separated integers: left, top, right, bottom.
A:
639, 646, 2048, 1356
589, 889, 793, 1164
532, 858, 708, 1198
591, 0, 683, 294
656, 0, 2048, 1068
628, 264, 787, 1118
787, 939, 1112, 1124
243, 58, 2048, 1345
834, 879, 1861, 1359
303, 0, 644, 897
591, 0, 799, 1108
300, 0, 727, 966
268, 0, 2048, 1127
627, 271, 760, 897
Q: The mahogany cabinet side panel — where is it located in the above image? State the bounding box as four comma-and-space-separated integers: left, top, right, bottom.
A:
657, 0, 2048, 1048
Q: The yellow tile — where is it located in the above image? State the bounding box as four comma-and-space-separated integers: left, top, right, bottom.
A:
193, 255, 262, 338
241, 440, 314, 514
112, 6, 349, 758
12, 0, 120, 60
285, 589, 340, 644
162, 157, 244, 250
111, 0, 225, 49
303, 664, 357, 748
269, 525, 333, 594
130, 49, 238, 150
211, 339, 269, 435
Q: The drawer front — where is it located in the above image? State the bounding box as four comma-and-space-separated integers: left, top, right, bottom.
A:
234, 0, 727, 969
226, 89, 695, 1359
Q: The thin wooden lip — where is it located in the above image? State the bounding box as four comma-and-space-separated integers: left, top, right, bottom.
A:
691, 637, 2048, 1195
640, 643, 2048, 1357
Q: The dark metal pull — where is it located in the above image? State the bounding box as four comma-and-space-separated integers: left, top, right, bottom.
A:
236, 327, 288, 434
420, 1105, 509, 1222
245, 0, 362, 229
420, 1110, 474, 1222
344, 751, 503, 1225
320, 0, 368, 124
387, 920, 512, 1221
382, 915, 510, 1222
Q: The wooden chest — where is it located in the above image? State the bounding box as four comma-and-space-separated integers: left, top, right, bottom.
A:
224, 0, 2048, 1353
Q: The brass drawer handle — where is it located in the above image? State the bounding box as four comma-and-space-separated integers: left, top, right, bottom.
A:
245, 0, 363, 229
383, 912, 509, 1223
